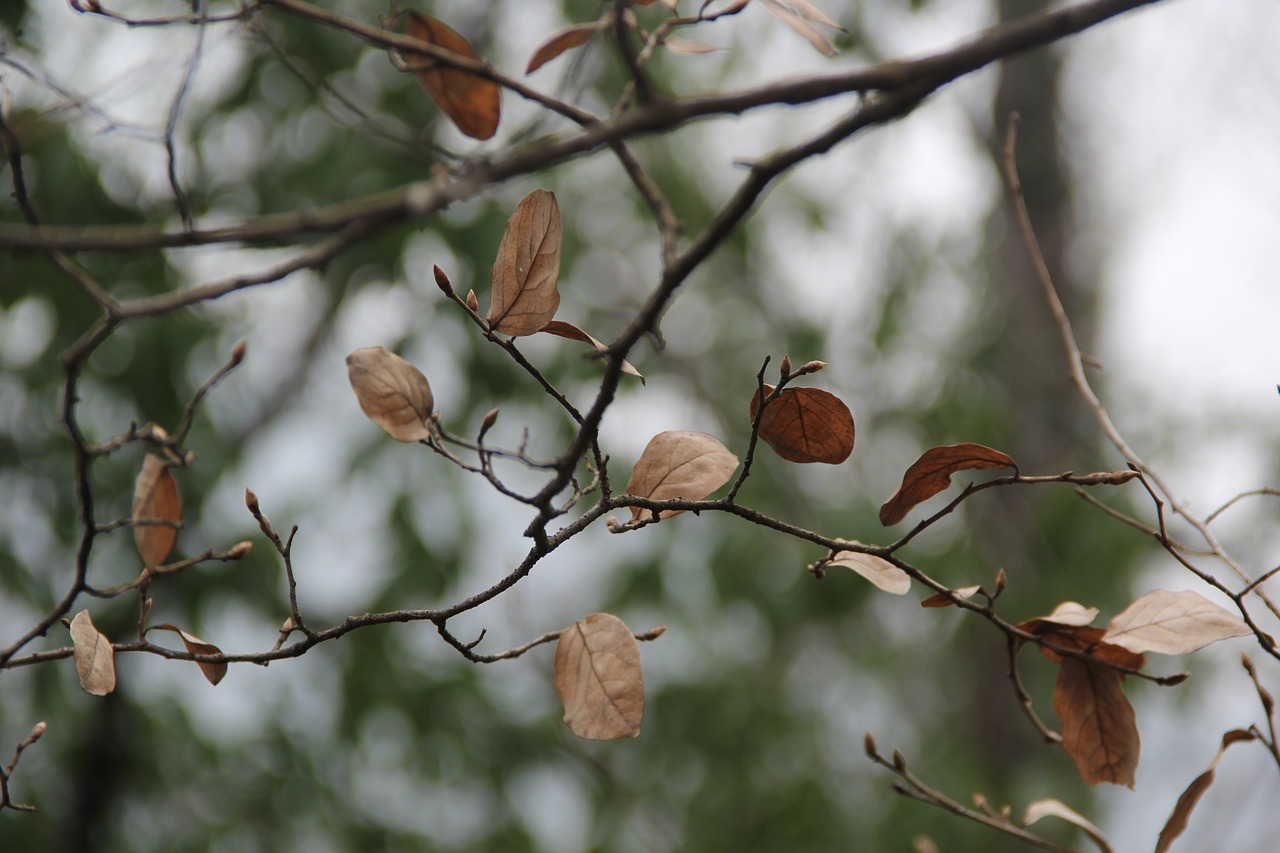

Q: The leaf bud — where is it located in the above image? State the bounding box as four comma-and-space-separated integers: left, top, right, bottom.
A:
433, 264, 454, 296
864, 731, 877, 758
481, 408, 499, 430
995, 568, 1007, 595
466, 290, 479, 312
228, 541, 254, 559
244, 488, 260, 514
892, 750, 907, 772
30, 721, 48, 740
779, 354, 792, 380
229, 339, 247, 366
799, 360, 827, 375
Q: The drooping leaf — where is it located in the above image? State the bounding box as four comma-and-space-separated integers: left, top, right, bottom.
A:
1155, 728, 1257, 852
879, 443, 1016, 525
526, 21, 604, 74
151, 624, 228, 686
1053, 656, 1141, 787
1023, 799, 1112, 853
625, 431, 739, 520
1103, 589, 1250, 655
132, 454, 181, 569
828, 549, 909, 595
70, 610, 116, 696
758, 0, 843, 56
920, 585, 982, 608
346, 347, 435, 442
749, 386, 854, 464
663, 36, 724, 54
488, 189, 562, 336
554, 613, 644, 739
404, 13, 501, 140
541, 319, 644, 382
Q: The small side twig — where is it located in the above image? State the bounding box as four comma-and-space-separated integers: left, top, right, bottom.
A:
0, 721, 47, 813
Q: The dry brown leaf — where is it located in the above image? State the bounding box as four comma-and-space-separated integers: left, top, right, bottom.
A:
133, 454, 181, 569
554, 613, 644, 739
920, 585, 982, 608
750, 386, 854, 464
663, 36, 724, 54
526, 21, 604, 74
1154, 728, 1256, 852
488, 189, 562, 336
1018, 601, 1100, 633
1034, 626, 1147, 672
540, 320, 644, 382
346, 347, 435, 442
404, 13, 501, 140
1023, 799, 1112, 853
625, 431, 739, 521
1053, 656, 1140, 787
828, 550, 909, 595
70, 610, 116, 696
758, 0, 842, 56
1103, 589, 1250, 655
879, 443, 1016, 525
151, 624, 227, 686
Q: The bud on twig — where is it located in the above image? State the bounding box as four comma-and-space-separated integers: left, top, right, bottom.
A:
466, 290, 479, 312
864, 731, 877, 758
779, 354, 792, 380
228, 541, 254, 559
799, 360, 827, 375
433, 264, 453, 296
245, 488, 260, 515
229, 339, 246, 366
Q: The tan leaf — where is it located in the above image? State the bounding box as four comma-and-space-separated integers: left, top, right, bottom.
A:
133, 454, 181, 569
828, 549, 909, 595
488, 189, 562, 336
1024, 799, 1112, 853
920, 584, 982, 608
70, 610, 116, 696
526, 21, 603, 74
749, 386, 854, 464
540, 320, 644, 382
404, 13, 501, 140
554, 613, 644, 739
625, 431, 739, 520
1053, 656, 1140, 787
346, 347, 435, 442
1019, 601, 1100, 632
879, 443, 1016, 525
663, 36, 724, 54
151, 624, 228, 686
757, 0, 841, 56
1155, 770, 1214, 853
1103, 589, 1251, 655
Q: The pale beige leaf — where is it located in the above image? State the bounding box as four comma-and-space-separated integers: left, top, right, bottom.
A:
758, 0, 838, 56
1103, 589, 1250, 655
829, 549, 909, 595
663, 36, 724, 54
404, 13, 501, 140
488, 189, 562, 336
625, 431, 739, 521
346, 347, 435, 442
526, 21, 604, 74
1036, 601, 1100, 628
1054, 657, 1140, 787
132, 454, 181, 568
1024, 798, 1112, 853
540, 320, 644, 382
920, 584, 982, 608
554, 613, 644, 739
151, 624, 228, 685
70, 610, 116, 696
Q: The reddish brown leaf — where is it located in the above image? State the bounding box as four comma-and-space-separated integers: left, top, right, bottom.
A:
70, 610, 116, 696
554, 613, 644, 739
404, 13, 501, 140
749, 386, 854, 464
1035, 627, 1147, 672
879, 443, 1016, 525
526, 21, 604, 74
151, 624, 228, 686
625, 431, 739, 521
1155, 769, 1214, 853
1053, 656, 1140, 787
488, 189, 562, 336
133, 454, 181, 569
346, 347, 435, 442
920, 585, 981, 608
540, 320, 644, 382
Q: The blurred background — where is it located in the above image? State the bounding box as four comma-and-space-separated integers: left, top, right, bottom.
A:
1, 0, 1278, 850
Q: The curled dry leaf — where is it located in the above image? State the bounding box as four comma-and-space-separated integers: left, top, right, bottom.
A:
920, 584, 982, 608
758, 0, 843, 56
879, 443, 1016, 526
404, 13, 501, 140
346, 347, 434, 442
541, 320, 644, 382
1019, 601, 1100, 634
828, 548, 909, 595
625, 431, 739, 521
1155, 729, 1258, 853
151, 624, 228, 686
70, 610, 116, 696
1103, 589, 1250, 655
133, 454, 181, 569
488, 189, 562, 336
1054, 656, 1140, 787
1023, 799, 1112, 853
750, 386, 854, 464
526, 20, 605, 74
554, 613, 644, 739
663, 36, 724, 54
